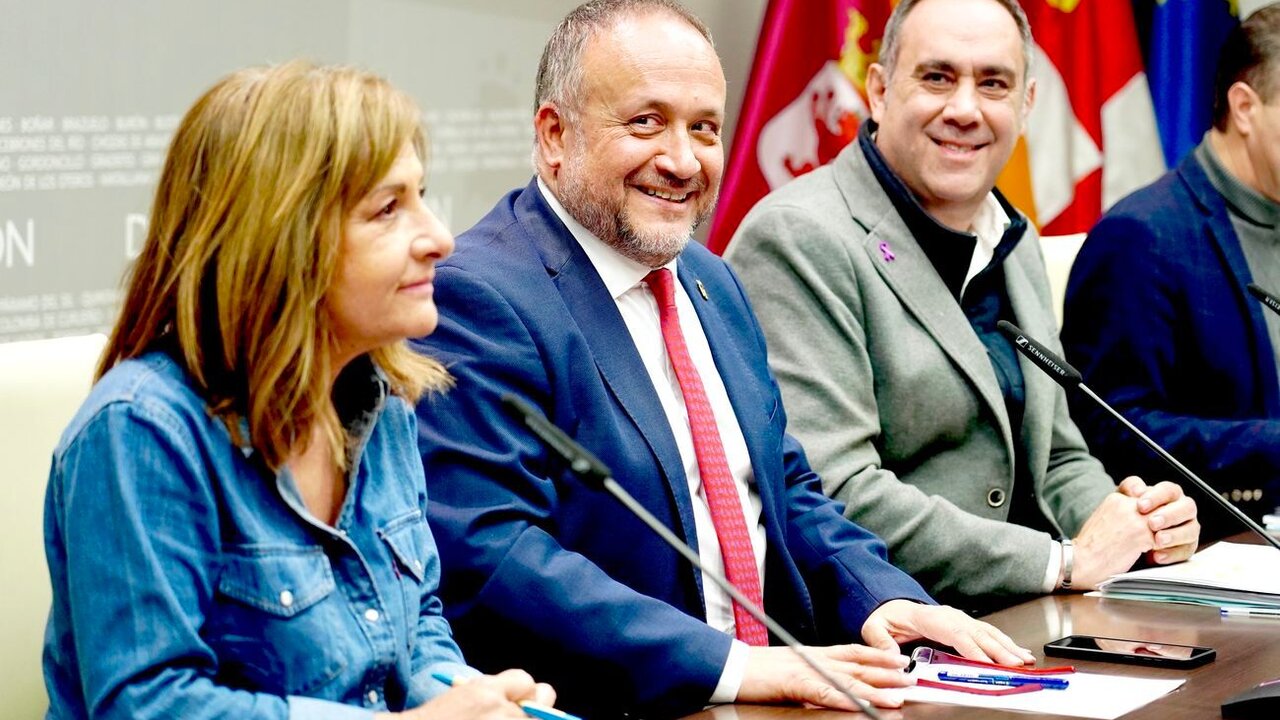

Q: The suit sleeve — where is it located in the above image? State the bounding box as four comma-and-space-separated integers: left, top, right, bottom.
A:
1063, 214, 1280, 503
774, 427, 937, 632
711, 254, 934, 635
412, 264, 733, 716
728, 202, 1059, 600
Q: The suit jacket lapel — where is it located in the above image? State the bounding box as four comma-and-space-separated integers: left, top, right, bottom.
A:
676, 260, 787, 544
1180, 159, 1280, 415
833, 146, 1015, 449
513, 182, 701, 548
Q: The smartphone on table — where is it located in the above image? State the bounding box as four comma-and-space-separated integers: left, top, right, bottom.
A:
1044, 634, 1215, 668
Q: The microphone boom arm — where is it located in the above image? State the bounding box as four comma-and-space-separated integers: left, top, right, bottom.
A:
501, 393, 886, 720
996, 320, 1280, 552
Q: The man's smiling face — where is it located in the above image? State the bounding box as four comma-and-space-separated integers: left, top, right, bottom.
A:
550, 10, 726, 266
868, 0, 1035, 230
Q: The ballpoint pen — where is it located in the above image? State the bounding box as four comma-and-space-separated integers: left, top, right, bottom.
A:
1222, 607, 1280, 619
431, 672, 584, 720
936, 671, 1070, 689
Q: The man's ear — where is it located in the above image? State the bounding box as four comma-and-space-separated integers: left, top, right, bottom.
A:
1227, 81, 1260, 136
1022, 76, 1037, 125
866, 63, 889, 124
534, 101, 569, 172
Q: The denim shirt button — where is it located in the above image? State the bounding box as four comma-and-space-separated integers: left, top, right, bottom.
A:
279, 590, 294, 608
364, 608, 380, 623
367, 689, 379, 705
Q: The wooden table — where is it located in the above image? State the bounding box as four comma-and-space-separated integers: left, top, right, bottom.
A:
683, 592, 1280, 719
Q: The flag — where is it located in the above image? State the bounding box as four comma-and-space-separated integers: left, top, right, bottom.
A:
1143, 0, 1239, 167
711, 0, 1168, 252
706, 0, 892, 255
1001, 0, 1166, 235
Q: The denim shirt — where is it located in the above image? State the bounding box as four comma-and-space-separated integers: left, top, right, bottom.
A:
43, 350, 473, 719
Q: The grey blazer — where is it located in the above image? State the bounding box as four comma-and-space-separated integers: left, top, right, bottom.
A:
725, 141, 1116, 603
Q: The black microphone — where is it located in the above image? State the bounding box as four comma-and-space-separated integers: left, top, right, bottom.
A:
996, 320, 1280, 551
500, 393, 887, 720
1248, 282, 1280, 317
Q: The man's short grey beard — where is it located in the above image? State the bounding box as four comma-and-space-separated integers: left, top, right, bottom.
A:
557, 169, 715, 268
612, 205, 700, 267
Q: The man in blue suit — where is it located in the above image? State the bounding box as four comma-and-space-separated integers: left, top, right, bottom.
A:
412, 1, 1032, 717
1063, 5, 1280, 538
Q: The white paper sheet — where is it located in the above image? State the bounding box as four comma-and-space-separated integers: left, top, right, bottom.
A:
1098, 542, 1280, 608
902, 663, 1185, 719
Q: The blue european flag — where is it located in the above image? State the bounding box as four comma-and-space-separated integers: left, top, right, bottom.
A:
1145, 0, 1239, 166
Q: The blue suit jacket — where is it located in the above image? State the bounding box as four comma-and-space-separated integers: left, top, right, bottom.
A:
411, 180, 931, 718
1062, 154, 1280, 534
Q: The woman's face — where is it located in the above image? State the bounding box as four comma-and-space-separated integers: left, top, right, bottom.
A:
327, 142, 454, 363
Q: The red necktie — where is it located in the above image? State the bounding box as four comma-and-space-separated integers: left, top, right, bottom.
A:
644, 268, 769, 646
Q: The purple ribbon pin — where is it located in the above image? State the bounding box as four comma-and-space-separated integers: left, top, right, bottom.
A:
878, 241, 896, 262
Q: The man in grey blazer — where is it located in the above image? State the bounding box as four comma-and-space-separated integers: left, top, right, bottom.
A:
726, 0, 1200, 609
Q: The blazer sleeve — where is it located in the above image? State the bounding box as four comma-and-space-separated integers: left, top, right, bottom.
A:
728, 201, 1058, 601
718, 259, 935, 633
775, 427, 937, 631
1063, 213, 1280, 500
412, 263, 733, 717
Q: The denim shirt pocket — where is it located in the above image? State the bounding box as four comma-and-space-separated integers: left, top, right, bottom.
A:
218, 547, 336, 615
210, 545, 347, 696
377, 509, 435, 651
378, 510, 429, 585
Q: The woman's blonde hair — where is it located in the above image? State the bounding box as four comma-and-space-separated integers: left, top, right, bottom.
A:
99, 60, 450, 471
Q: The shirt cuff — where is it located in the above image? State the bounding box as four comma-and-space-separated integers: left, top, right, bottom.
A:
1042, 539, 1063, 593
287, 696, 376, 720
408, 662, 481, 707
710, 639, 750, 704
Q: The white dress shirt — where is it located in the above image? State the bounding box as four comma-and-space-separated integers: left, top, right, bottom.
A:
538, 178, 759, 701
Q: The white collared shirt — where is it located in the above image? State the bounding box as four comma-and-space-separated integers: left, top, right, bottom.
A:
960, 192, 1011, 298
538, 178, 760, 701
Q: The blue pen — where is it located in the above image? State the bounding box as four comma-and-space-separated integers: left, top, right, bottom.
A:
431, 672, 584, 720
936, 671, 1069, 689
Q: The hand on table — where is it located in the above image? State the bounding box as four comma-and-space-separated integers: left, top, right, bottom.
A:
1071, 489, 1155, 589
381, 669, 556, 720
862, 599, 1034, 667
737, 643, 913, 709
1117, 476, 1199, 565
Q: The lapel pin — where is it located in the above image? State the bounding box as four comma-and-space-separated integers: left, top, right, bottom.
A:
878, 241, 896, 262
696, 279, 708, 300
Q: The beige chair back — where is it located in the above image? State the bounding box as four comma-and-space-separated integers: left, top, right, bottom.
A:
1040, 232, 1088, 327
0, 333, 107, 718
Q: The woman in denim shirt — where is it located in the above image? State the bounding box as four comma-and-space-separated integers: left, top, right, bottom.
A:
42, 62, 555, 720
